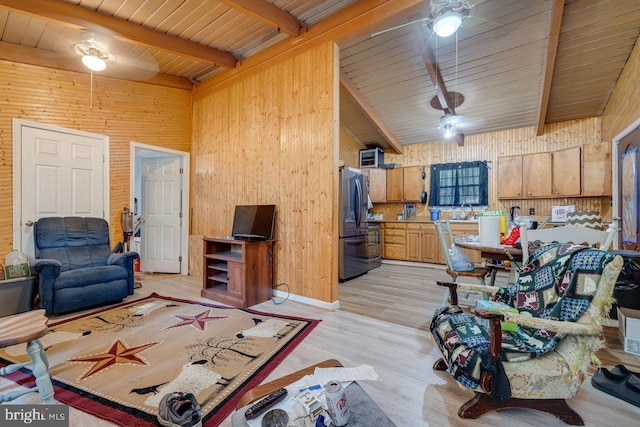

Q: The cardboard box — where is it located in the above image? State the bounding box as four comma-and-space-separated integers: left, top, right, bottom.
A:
475, 300, 518, 332
4, 262, 30, 279
618, 307, 640, 355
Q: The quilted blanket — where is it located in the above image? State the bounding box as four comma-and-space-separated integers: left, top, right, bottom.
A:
430, 243, 616, 396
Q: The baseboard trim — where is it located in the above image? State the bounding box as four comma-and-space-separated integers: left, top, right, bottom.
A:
271, 289, 340, 311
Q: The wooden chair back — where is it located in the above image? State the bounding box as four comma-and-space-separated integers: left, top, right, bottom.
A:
520, 225, 616, 263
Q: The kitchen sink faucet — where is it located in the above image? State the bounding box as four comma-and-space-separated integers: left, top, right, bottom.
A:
460, 204, 475, 220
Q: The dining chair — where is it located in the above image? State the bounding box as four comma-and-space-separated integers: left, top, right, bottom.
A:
434, 220, 495, 305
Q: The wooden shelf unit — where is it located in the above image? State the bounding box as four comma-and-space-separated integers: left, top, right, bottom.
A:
201, 237, 274, 308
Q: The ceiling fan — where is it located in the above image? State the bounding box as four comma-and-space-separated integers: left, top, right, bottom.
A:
371, 0, 474, 38
69, 31, 159, 77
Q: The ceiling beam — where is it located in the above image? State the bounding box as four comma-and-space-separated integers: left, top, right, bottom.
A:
340, 70, 403, 154
414, 26, 464, 146
536, 0, 564, 136
0, 0, 238, 68
0, 41, 193, 90
218, 0, 305, 37
195, 0, 425, 95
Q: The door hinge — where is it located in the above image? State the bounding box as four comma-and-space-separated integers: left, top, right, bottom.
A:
180, 168, 183, 174
179, 211, 183, 218
179, 256, 182, 262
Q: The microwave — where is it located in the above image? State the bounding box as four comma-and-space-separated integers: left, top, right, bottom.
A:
359, 147, 384, 168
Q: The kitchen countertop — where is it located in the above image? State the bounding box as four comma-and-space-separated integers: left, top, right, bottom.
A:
368, 219, 479, 224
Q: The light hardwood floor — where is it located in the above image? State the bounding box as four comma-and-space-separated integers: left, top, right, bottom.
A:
2, 263, 640, 426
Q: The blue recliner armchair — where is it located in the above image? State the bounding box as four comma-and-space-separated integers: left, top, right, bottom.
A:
31, 217, 138, 314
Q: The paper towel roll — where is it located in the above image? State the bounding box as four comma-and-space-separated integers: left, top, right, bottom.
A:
479, 216, 501, 247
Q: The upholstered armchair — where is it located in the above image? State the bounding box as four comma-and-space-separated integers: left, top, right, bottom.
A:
430, 243, 623, 425
31, 217, 138, 314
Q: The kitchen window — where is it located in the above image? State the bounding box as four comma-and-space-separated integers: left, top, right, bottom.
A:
428, 161, 489, 207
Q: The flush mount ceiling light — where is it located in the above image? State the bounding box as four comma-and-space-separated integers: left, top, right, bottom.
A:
433, 10, 463, 37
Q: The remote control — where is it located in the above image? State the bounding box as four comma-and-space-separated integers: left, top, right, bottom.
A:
244, 388, 288, 420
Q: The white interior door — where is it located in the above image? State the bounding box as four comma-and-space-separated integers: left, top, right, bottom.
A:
19, 124, 106, 256
140, 157, 181, 273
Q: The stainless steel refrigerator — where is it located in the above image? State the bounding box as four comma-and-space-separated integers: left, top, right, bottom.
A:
339, 166, 369, 281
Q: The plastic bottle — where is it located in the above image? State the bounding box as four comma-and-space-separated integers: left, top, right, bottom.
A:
5, 249, 28, 278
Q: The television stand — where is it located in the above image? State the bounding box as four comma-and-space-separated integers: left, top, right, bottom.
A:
201, 237, 274, 308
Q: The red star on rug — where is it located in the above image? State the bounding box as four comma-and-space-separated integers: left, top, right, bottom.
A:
70, 339, 158, 379
166, 309, 228, 331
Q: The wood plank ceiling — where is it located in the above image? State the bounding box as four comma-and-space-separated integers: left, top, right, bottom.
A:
1, 0, 639, 152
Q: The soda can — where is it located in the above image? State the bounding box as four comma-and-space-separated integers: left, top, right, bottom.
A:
324, 380, 350, 426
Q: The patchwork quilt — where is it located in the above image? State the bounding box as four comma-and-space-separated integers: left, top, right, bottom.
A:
430, 243, 616, 395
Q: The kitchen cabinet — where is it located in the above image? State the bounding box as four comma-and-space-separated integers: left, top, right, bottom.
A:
382, 222, 406, 260
367, 168, 387, 203
498, 143, 612, 199
553, 146, 581, 197
368, 166, 425, 203
497, 153, 554, 199
497, 156, 524, 198
522, 152, 553, 197
386, 168, 404, 202
583, 142, 612, 196
382, 221, 481, 265
403, 166, 424, 202
406, 223, 441, 263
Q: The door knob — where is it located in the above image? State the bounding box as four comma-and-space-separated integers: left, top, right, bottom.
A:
139, 219, 146, 224
25, 220, 34, 227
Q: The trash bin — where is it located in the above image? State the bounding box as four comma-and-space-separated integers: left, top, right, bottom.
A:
0, 276, 36, 317
609, 250, 640, 319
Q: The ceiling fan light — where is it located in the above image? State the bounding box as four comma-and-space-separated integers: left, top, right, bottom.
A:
434, 10, 463, 37
82, 55, 107, 71
443, 125, 454, 138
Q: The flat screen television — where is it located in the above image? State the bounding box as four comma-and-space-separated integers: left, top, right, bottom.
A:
231, 205, 276, 241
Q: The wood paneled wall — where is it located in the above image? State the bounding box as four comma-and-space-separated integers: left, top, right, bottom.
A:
339, 127, 365, 168
0, 60, 192, 252
602, 37, 640, 142
375, 117, 610, 221
191, 42, 339, 303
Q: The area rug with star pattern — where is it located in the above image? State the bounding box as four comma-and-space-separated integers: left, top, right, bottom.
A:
0, 293, 320, 426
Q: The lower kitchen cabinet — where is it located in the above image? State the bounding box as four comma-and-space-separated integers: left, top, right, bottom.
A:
406, 223, 442, 263
382, 222, 406, 260
382, 221, 481, 265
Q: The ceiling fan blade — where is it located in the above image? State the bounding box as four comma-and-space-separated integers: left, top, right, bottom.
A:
370, 17, 428, 37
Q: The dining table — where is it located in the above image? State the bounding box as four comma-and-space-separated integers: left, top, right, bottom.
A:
455, 239, 524, 282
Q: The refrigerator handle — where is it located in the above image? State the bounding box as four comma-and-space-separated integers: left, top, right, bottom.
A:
355, 178, 363, 228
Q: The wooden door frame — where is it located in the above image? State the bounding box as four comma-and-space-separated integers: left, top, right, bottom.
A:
130, 142, 190, 275
613, 116, 640, 250
12, 119, 110, 251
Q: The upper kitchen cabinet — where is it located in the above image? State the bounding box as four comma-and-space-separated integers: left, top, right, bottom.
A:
497, 155, 524, 198
386, 168, 404, 202
367, 168, 387, 203
403, 166, 424, 203
552, 146, 581, 197
367, 166, 424, 203
498, 153, 553, 198
498, 143, 612, 199
583, 142, 612, 196
522, 152, 554, 198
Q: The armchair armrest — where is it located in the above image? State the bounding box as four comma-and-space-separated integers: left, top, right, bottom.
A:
30, 258, 62, 274
29, 259, 63, 313
107, 251, 139, 267
436, 281, 500, 306
501, 312, 601, 336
